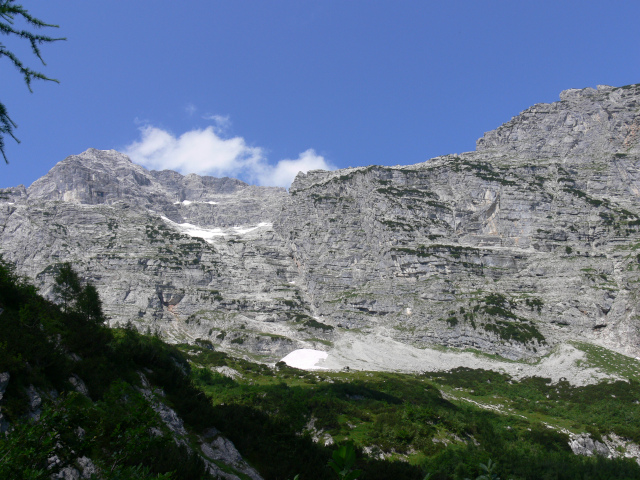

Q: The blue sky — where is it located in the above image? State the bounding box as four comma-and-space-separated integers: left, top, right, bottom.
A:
2, 0, 639, 188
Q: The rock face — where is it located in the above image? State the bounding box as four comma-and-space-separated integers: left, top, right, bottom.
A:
569, 432, 640, 463
2, 84, 640, 364
0, 372, 10, 433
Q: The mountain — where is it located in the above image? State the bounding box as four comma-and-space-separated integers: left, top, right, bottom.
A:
2, 84, 640, 379
0, 259, 264, 479
4, 256, 640, 479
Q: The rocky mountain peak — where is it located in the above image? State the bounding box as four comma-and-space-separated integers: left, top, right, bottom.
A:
2, 84, 640, 377
21, 148, 288, 227
476, 83, 640, 160
27, 148, 160, 205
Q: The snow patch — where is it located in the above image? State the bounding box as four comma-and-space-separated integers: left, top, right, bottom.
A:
232, 222, 272, 234
160, 217, 272, 242
280, 349, 328, 370
173, 200, 218, 206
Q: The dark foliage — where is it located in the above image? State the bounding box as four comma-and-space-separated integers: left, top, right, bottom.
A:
0, 258, 213, 479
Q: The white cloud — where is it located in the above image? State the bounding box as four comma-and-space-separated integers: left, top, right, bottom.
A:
257, 149, 332, 188
185, 103, 197, 116
124, 124, 334, 188
124, 125, 263, 177
202, 114, 231, 134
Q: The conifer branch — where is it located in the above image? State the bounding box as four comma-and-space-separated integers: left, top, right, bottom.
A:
0, 0, 65, 163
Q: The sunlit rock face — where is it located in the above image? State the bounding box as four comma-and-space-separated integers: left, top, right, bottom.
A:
2, 83, 640, 363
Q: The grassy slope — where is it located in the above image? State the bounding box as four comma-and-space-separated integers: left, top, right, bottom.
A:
1, 257, 640, 479
183, 343, 640, 480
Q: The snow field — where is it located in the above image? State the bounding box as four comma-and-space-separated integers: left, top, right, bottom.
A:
280, 349, 329, 370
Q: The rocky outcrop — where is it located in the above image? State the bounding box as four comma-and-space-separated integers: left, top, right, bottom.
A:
1, 83, 640, 364
569, 433, 611, 457
0, 372, 10, 433
138, 373, 263, 480
50, 456, 98, 480
201, 428, 264, 480
570, 433, 640, 464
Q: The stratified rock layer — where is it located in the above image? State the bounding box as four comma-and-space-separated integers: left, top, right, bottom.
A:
2, 84, 640, 363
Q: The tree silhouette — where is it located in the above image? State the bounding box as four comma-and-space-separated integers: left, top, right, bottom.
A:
52, 262, 81, 313
53, 262, 105, 324
76, 283, 104, 324
0, 1, 65, 163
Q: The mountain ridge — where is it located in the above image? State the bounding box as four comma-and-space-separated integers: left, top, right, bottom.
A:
2, 83, 640, 379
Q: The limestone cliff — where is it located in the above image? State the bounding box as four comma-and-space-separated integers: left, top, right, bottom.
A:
2, 83, 640, 365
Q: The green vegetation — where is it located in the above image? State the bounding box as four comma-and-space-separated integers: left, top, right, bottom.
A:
0, 257, 218, 479
311, 193, 342, 203
324, 165, 393, 185
431, 367, 640, 443
571, 341, 640, 379
187, 345, 640, 479
0, 385, 183, 480
2, 258, 640, 479
614, 83, 640, 91
524, 297, 543, 313
441, 294, 545, 346
479, 293, 516, 319
391, 244, 480, 260
483, 320, 545, 345
445, 316, 459, 327
288, 312, 334, 331
307, 337, 334, 347
476, 294, 544, 344
329, 443, 362, 480
376, 186, 440, 202
381, 219, 416, 232
304, 318, 335, 331
449, 159, 517, 186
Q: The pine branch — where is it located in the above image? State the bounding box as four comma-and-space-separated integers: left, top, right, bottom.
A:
0, 22, 66, 65
0, 101, 18, 163
0, 1, 65, 163
0, 45, 60, 91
